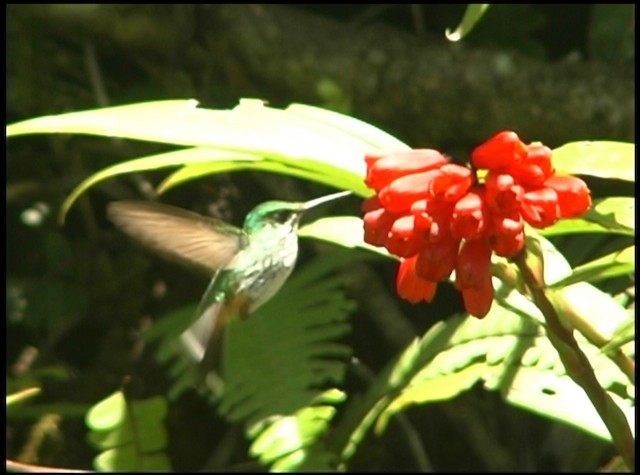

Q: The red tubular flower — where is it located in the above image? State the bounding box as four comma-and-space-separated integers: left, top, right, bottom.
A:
485, 172, 524, 213
386, 215, 422, 257
455, 238, 492, 289
362, 197, 401, 247
361, 131, 591, 320
544, 175, 592, 218
396, 256, 438, 304
460, 272, 494, 318
409, 199, 433, 234
521, 187, 559, 228
415, 238, 460, 282
378, 169, 442, 213
411, 199, 455, 243
471, 131, 527, 171
489, 211, 525, 257
455, 239, 494, 318
365, 149, 448, 192
428, 163, 473, 202
451, 187, 488, 240
508, 143, 554, 187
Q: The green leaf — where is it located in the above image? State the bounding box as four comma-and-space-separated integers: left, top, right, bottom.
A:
285, 103, 409, 151
551, 245, 634, 288
298, 216, 394, 258
445, 4, 491, 41
85, 391, 172, 471
9, 99, 390, 221
536, 217, 632, 237
583, 197, 635, 234
552, 141, 634, 181
158, 158, 372, 197
93, 447, 172, 472
248, 390, 345, 471
601, 317, 635, 354
86, 391, 127, 431
328, 234, 633, 468
218, 251, 356, 425
58, 147, 260, 223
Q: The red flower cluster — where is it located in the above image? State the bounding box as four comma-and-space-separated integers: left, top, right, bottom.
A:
362, 131, 591, 318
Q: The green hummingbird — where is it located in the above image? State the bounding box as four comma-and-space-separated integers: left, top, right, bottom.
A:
106, 190, 351, 378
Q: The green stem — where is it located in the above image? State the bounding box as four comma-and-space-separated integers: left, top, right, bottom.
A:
512, 249, 635, 471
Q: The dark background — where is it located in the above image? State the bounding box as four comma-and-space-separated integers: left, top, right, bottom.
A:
6, 4, 634, 472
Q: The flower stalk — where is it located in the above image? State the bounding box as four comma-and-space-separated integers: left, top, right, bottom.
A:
512, 248, 635, 471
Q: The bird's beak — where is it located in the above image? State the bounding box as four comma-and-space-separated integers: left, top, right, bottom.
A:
302, 190, 352, 211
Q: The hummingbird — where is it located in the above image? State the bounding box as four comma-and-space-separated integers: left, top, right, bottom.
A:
106, 190, 351, 379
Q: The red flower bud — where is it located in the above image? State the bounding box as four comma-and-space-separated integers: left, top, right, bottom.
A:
386, 215, 422, 257
363, 206, 400, 247
365, 149, 448, 191
415, 238, 460, 282
508, 143, 554, 187
471, 131, 527, 171
485, 172, 524, 213
411, 199, 455, 243
364, 150, 388, 168
491, 229, 524, 258
378, 169, 442, 213
521, 187, 559, 228
396, 256, 438, 304
429, 163, 473, 202
455, 238, 492, 289
361, 196, 382, 213
488, 210, 525, 257
409, 199, 433, 234
544, 175, 591, 218
451, 187, 488, 240
460, 271, 494, 318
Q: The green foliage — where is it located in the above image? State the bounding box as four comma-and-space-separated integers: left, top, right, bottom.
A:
552, 141, 634, 182
85, 391, 172, 471
6, 98, 635, 471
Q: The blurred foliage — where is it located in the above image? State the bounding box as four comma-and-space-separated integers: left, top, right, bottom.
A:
6, 4, 634, 472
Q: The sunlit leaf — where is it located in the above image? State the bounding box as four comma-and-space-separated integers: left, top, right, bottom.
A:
584, 197, 635, 234
58, 147, 260, 223
85, 391, 171, 471
299, 216, 393, 258
9, 99, 389, 221
537, 218, 632, 237
285, 103, 409, 150
158, 159, 371, 197
551, 246, 634, 288
552, 141, 634, 181
601, 317, 635, 354
86, 391, 127, 431
445, 4, 491, 41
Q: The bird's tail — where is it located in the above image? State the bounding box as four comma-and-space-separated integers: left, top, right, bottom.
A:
180, 293, 249, 395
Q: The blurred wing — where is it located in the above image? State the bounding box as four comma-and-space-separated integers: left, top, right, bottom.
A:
107, 201, 248, 275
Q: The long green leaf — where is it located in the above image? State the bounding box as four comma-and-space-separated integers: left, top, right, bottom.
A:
9, 100, 390, 220
551, 245, 634, 288
58, 147, 261, 223
158, 158, 371, 197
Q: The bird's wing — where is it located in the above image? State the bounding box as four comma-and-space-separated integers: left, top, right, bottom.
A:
107, 200, 248, 275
